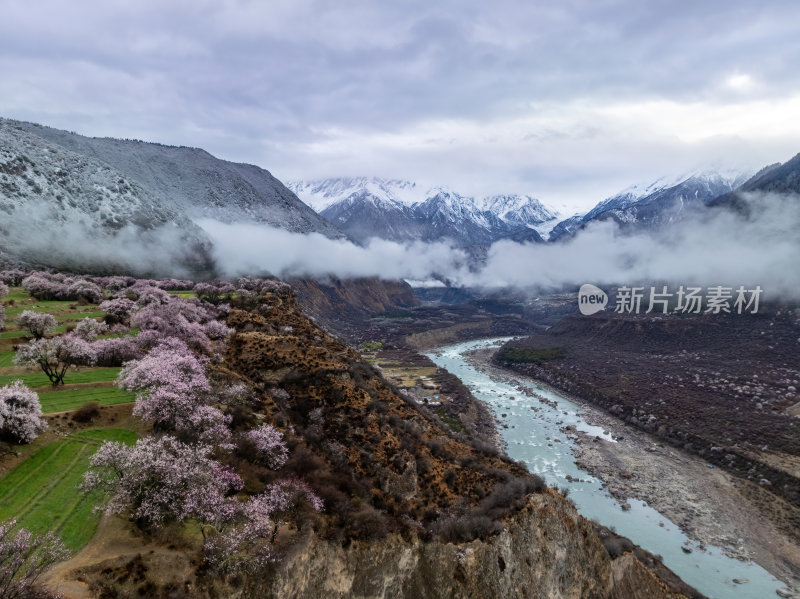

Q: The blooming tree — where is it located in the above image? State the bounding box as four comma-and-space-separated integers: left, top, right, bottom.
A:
16, 311, 57, 339
130, 300, 214, 354
66, 279, 103, 304
204, 479, 323, 573
21, 274, 65, 301
91, 336, 141, 367
0, 282, 8, 299
73, 318, 108, 342
99, 298, 137, 325
99, 276, 134, 293
194, 282, 235, 304
14, 335, 95, 386
118, 339, 231, 445
204, 320, 234, 341
240, 424, 289, 468
0, 269, 27, 286
0, 381, 47, 443
82, 435, 242, 529
0, 519, 69, 598
0, 307, 5, 333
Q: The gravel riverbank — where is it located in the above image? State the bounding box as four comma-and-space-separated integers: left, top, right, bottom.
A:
463, 347, 800, 592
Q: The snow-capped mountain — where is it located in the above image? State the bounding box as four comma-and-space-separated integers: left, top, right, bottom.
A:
289, 177, 425, 212
10, 119, 342, 238
549, 169, 753, 240
0, 119, 215, 275
0, 118, 342, 275
288, 177, 559, 246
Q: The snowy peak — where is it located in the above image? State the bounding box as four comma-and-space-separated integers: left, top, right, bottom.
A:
550, 168, 755, 240
479, 194, 557, 224
287, 177, 424, 211
289, 177, 560, 247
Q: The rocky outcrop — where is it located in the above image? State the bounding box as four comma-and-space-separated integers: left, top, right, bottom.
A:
266, 494, 611, 599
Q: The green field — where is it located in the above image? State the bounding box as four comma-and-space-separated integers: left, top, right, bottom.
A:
0, 429, 139, 551
38, 386, 136, 413
0, 351, 13, 367
0, 367, 121, 389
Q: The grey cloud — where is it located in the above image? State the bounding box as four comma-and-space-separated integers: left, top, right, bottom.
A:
199, 192, 800, 300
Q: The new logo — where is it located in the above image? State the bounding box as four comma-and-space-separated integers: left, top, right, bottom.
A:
578, 284, 607, 315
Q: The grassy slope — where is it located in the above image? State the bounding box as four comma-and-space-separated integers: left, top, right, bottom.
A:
1, 287, 135, 412
0, 428, 139, 551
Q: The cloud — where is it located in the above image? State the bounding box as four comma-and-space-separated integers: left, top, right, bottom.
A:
0, 199, 210, 277
196, 219, 470, 281
199, 193, 800, 300
469, 192, 800, 299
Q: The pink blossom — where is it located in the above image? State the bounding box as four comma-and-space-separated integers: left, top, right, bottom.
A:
99, 298, 137, 325
204, 320, 234, 341
0, 380, 47, 443
73, 318, 108, 341
241, 424, 288, 468
91, 336, 141, 367
14, 334, 96, 386
82, 435, 243, 528
16, 310, 57, 339
0, 519, 69, 595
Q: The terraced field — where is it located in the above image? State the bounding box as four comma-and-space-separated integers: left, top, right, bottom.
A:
0, 428, 139, 551
38, 387, 136, 413
0, 286, 135, 413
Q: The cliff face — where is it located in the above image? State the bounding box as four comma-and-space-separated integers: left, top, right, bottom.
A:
267, 494, 611, 599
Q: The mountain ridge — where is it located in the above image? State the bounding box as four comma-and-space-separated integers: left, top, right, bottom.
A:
289, 177, 558, 246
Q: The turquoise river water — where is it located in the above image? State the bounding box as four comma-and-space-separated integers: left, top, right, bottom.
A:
426, 337, 787, 599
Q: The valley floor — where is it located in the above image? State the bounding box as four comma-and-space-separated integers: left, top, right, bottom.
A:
464, 347, 800, 593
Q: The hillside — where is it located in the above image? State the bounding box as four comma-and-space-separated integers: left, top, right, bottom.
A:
0, 117, 347, 276
11, 118, 342, 238
549, 170, 751, 240
0, 120, 214, 276
0, 273, 701, 599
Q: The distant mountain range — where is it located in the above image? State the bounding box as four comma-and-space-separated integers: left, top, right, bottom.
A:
289, 170, 764, 247
548, 169, 754, 241
2, 116, 798, 279
288, 177, 558, 246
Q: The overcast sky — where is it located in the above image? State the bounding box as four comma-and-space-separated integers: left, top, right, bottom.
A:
1, 0, 798, 212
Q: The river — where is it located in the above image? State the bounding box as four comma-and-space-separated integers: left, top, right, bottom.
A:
426, 337, 787, 599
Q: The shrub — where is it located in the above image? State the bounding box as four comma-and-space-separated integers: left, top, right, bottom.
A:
496, 346, 566, 364
602, 536, 635, 558
433, 513, 502, 543
72, 401, 101, 423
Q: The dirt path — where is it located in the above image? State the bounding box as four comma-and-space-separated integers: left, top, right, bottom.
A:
465, 348, 800, 591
